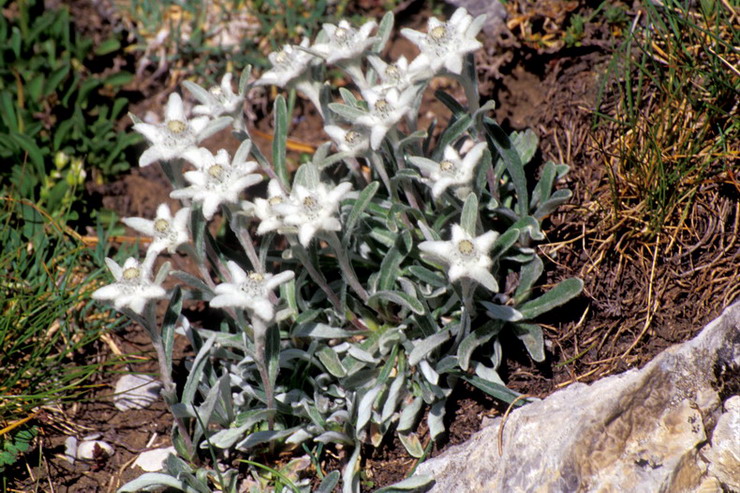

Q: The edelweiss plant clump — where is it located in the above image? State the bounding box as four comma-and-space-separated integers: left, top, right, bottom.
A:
97, 8, 582, 493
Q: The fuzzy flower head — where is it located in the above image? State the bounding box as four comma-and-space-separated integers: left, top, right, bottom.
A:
185, 73, 244, 118
122, 203, 190, 255
210, 261, 294, 322
311, 19, 377, 65
324, 125, 370, 157
367, 55, 432, 91
275, 181, 353, 247
409, 141, 487, 199
418, 224, 499, 292
258, 38, 319, 88
356, 86, 418, 150
132, 93, 216, 167
170, 147, 262, 220
401, 7, 485, 75
244, 179, 289, 235
92, 257, 166, 314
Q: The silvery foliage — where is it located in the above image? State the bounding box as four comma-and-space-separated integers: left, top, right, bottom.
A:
112, 7, 582, 493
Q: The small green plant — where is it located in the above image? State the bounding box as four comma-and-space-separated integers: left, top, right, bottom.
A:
0, 426, 38, 475
0, 0, 139, 220
564, 2, 629, 48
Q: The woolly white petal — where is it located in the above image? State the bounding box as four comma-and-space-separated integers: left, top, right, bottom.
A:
122, 217, 156, 236
298, 223, 318, 247
138, 146, 166, 167
210, 292, 248, 308
92, 284, 122, 301
164, 93, 186, 122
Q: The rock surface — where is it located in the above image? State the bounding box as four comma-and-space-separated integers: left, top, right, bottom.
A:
113, 374, 162, 411
415, 301, 740, 492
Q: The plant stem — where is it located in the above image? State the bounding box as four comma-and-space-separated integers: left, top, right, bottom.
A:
325, 231, 369, 302
290, 238, 342, 311
225, 206, 263, 273
134, 304, 195, 457
251, 316, 275, 431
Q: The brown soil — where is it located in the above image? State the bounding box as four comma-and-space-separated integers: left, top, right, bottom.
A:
8, 0, 738, 491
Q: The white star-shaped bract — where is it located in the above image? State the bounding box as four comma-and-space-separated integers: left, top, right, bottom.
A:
356, 86, 418, 150
243, 179, 289, 235
274, 181, 353, 247
324, 125, 370, 157
122, 203, 190, 255
408, 141, 487, 199
418, 224, 499, 292
210, 261, 294, 321
366, 55, 432, 92
401, 7, 485, 75
257, 38, 319, 88
186, 73, 244, 118
170, 148, 263, 220
311, 19, 377, 65
92, 257, 167, 314
132, 93, 225, 167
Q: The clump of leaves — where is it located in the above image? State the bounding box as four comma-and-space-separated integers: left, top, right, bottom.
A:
0, 0, 139, 221
0, 426, 38, 475
107, 8, 583, 492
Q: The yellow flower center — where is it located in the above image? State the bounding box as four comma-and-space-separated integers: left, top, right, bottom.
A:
345, 130, 361, 145
167, 120, 187, 134
375, 99, 390, 115
275, 50, 289, 65
154, 218, 169, 233
248, 272, 264, 282
430, 25, 447, 41
268, 196, 283, 206
122, 267, 140, 280
208, 164, 225, 180
334, 27, 349, 42
303, 196, 319, 210
457, 239, 475, 256
385, 65, 400, 81
439, 160, 455, 173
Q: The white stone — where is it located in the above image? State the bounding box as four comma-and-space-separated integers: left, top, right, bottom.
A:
704, 396, 740, 491
114, 374, 162, 411
64, 434, 114, 463
133, 446, 176, 472
414, 300, 740, 492
76, 439, 114, 460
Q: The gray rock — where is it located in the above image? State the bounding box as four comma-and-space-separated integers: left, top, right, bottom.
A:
415, 301, 740, 492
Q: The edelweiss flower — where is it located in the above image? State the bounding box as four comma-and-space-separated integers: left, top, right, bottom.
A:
418, 224, 499, 291
210, 261, 294, 321
257, 38, 319, 88
324, 125, 370, 157
356, 86, 418, 149
132, 93, 228, 167
244, 179, 289, 235
366, 55, 431, 91
408, 141, 487, 199
92, 257, 166, 314
185, 73, 244, 118
274, 181, 353, 247
170, 148, 262, 220
311, 20, 377, 65
122, 203, 190, 255
401, 7, 485, 75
